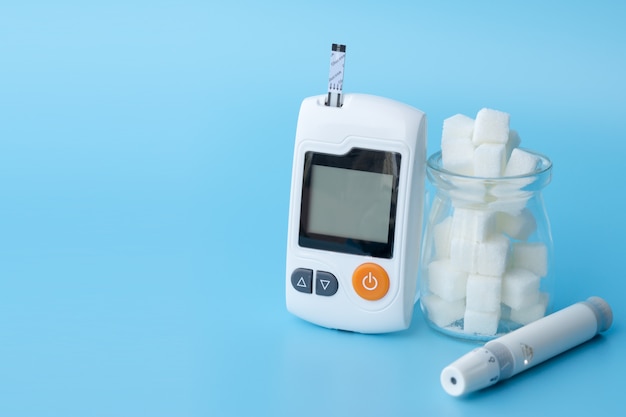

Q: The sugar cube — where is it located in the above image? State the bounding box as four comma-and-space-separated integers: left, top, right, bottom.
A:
504, 148, 540, 177
442, 136, 475, 176
511, 242, 548, 277
472, 108, 510, 145
449, 178, 488, 207
450, 208, 496, 242
422, 294, 466, 328
466, 273, 502, 312
476, 234, 510, 277
501, 268, 540, 309
464, 309, 501, 335
442, 113, 475, 141
433, 216, 452, 259
427, 260, 468, 301
510, 292, 549, 325
474, 143, 506, 177
450, 237, 478, 273
488, 184, 533, 215
496, 208, 537, 240
450, 233, 509, 276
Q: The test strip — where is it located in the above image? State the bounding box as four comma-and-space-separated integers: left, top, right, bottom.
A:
326, 43, 346, 107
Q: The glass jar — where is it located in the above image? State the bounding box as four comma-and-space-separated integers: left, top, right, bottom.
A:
419, 149, 554, 340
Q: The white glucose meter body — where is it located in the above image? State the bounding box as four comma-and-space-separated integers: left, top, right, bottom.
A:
286, 93, 427, 333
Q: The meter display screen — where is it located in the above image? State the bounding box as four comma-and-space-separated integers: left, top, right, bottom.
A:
299, 148, 401, 258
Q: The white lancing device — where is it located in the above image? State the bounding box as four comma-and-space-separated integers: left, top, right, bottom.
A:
441, 296, 613, 396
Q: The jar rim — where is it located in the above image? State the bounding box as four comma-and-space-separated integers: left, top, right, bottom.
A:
427, 148, 552, 180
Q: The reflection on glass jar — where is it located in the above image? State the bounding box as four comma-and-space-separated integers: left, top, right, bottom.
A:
419, 150, 554, 341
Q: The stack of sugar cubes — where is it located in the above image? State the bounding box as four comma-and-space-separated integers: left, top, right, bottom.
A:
422, 108, 550, 337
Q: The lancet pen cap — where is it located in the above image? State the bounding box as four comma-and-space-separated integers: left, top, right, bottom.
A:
583, 296, 613, 333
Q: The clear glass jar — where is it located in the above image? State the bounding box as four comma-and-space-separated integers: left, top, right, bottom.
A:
419, 149, 554, 340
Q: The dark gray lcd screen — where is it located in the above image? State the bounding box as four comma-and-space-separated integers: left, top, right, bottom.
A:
299, 148, 401, 259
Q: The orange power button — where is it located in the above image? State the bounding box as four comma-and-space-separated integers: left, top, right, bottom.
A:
352, 263, 390, 301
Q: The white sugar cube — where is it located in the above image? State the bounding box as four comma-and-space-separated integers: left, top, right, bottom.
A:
510, 292, 549, 325
504, 148, 540, 177
512, 242, 548, 277
506, 129, 522, 159
450, 208, 496, 243
449, 178, 488, 207
476, 234, 510, 277
466, 274, 502, 312
451, 234, 509, 276
496, 208, 537, 240
433, 216, 452, 259
428, 260, 468, 301
442, 113, 475, 141
488, 184, 533, 215
450, 237, 478, 273
422, 294, 465, 328
472, 108, 510, 145
474, 143, 506, 177
464, 309, 501, 335
442, 136, 475, 176
501, 268, 540, 309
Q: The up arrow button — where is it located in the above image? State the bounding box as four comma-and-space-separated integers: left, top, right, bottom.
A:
291, 269, 313, 294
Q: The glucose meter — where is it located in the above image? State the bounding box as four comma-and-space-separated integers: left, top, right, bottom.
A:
285, 44, 427, 333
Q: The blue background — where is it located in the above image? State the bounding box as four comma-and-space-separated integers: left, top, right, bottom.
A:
1, 1, 624, 415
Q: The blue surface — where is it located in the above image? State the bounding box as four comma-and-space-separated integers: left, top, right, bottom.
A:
1, 1, 624, 416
